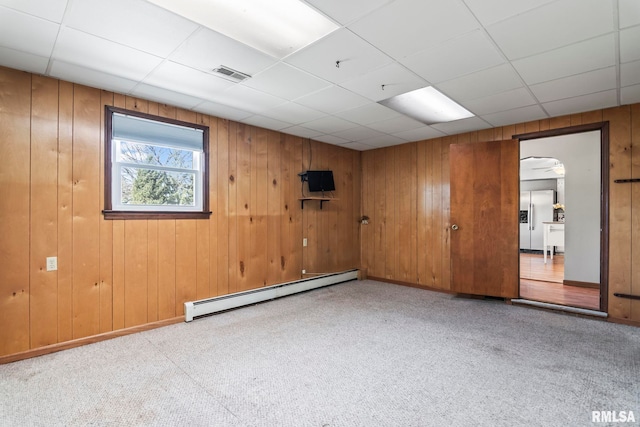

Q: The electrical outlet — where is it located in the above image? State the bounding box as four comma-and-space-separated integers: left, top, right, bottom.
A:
46, 257, 57, 271
303, 238, 308, 247
302, 269, 306, 275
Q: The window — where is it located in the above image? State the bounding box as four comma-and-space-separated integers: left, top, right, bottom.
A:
103, 106, 210, 219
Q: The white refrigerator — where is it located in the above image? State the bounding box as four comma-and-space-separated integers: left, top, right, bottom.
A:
519, 190, 555, 251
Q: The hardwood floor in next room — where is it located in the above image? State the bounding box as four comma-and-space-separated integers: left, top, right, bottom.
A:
519, 253, 600, 311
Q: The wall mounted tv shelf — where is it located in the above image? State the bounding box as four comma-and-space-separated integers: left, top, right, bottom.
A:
298, 171, 337, 209
298, 196, 338, 209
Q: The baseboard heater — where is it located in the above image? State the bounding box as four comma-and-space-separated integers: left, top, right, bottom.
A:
184, 269, 358, 322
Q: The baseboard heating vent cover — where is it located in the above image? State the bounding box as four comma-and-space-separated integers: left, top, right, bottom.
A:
184, 269, 358, 322
511, 299, 608, 318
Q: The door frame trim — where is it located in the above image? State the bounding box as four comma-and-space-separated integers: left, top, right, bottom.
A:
513, 122, 610, 313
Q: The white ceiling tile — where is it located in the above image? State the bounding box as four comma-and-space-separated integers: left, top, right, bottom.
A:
169, 28, 276, 75
304, 0, 393, 24
542, 90, 618, 117
280, 126, 324, 139
621, 60, 640, 87
331, 126, 384, 142
359, 135, 407, 147
295, 86, 370, 114
259, 102, 325, 124
211, 85, 287, 114
462, 87, 537, 115
0, 46, 49, 74
338, 103, 401, 125
488, 0, 615, 60
349, 0, 479, 59
530, 67, 617, 103
619, 0, 640, 28
462, 0, 556, 26
393, 126, 446, 142
436, 64, 523, 102
313, 134, 351, 145
131, 84, 205, 110
64, 0, 198, 57
512, 34, 615, 85
285, 29, 393, 84
241, 115, 292, 131
367, 115, 425, 133
0, 6, 59, 57
430, 116, 492, 135
49, 60, 138, 93
340, 63, 426, 101
302, 116, 358, 133
143, 61, 234, 99
620, 26, 640, 63
0, 0, 68, 22
621, 84, 640, 105
243, 63, 331, 100
53, 28, 163, 80
194, 100, 253, 122
340, 142, 376, 151
481, 104, 548, 127
401, 30, 505, 83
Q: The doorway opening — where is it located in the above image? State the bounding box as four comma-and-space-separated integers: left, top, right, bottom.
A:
514, 123, 609, 313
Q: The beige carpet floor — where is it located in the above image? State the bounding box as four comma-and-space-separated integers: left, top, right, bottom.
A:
1, 280, 638, 426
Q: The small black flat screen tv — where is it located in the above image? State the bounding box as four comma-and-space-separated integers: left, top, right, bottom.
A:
307, 170, 335, 192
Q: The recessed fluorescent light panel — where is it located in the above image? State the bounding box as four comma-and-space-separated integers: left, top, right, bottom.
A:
147, 0, 339, 59
379, 87, 474, 125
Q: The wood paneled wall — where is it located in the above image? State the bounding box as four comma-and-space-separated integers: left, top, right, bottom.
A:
361, 108, 640, 323
0, 67, 361, 357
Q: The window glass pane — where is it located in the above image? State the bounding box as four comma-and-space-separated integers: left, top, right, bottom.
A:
118, 141, 195, 170
120, 167, 196, 207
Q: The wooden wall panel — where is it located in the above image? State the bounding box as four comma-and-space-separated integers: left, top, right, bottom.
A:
227, 122, 238, 294
431, 139, 444, 289
71, 85, 102, 339
0, 68, 31, 355
157, 220, 176, 320
99, 90, 114, 333
57, 80, 74, 343
440, 139, 451, 290
216, 119, 230, 297
631, 104, 640, 321
267, 131, 282, 285
255, 128, 270, 289
280, 135, 293, 281
288, 136, 303, 279
175, 220, 197, 316
207, 118, 219, 298
236, 124, 251, 291
372, 149, 386, 278
360, 151, 373, 274
29, 76, 59, 348
147, 220, 159, 321
195, 113, 211, 301
605, 107, 632, 320
124, 221, 148, 326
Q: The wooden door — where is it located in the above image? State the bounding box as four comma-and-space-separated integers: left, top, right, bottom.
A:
450, 139, 519, 298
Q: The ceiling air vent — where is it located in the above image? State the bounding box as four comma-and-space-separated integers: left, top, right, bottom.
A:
212, 66, 251, 83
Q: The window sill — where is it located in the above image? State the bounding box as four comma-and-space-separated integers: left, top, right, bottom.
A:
102, 210, 212, 220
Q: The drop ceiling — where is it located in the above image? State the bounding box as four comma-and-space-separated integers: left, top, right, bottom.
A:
1, 0, 638, 151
